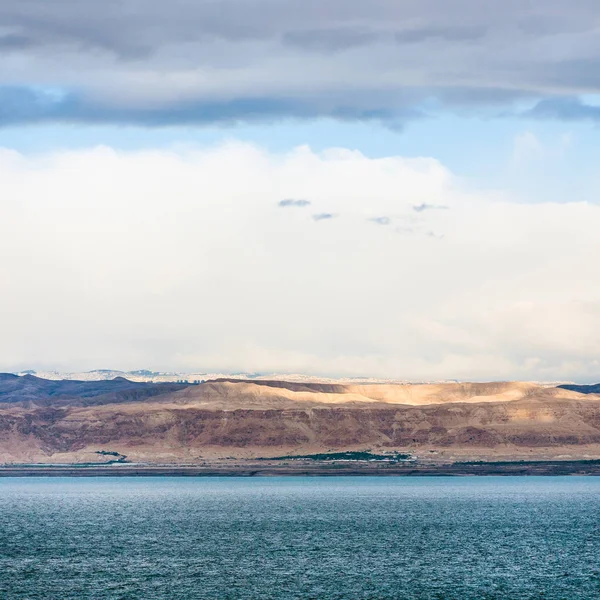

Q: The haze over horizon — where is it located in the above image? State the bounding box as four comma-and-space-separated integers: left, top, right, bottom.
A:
2, 1, 600, 382
5, 368, 580, 387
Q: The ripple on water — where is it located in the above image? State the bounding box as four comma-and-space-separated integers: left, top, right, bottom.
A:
1, 476, 599, 599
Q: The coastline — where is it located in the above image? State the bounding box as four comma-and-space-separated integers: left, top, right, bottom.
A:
2, 459, 600, 477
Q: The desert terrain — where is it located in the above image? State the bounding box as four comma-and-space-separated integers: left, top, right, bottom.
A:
1, 373, 600, 472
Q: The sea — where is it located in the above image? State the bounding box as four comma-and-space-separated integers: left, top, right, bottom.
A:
0, 476, 599, 599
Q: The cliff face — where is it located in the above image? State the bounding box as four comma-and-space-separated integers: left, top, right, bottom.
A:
1, 376, 600, 464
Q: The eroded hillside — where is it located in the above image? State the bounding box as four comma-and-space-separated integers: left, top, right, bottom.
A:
1, 376, 599, 464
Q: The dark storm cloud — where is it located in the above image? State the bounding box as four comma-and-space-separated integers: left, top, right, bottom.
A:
279, 199, 311, 207
0, 0, 599, 127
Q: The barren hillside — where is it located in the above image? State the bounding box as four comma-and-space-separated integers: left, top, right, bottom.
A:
1, 375, 600, 465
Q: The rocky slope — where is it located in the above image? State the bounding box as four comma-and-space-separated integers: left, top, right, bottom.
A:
1, 375, 599, 464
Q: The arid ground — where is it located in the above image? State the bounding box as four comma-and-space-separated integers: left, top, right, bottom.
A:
2, 374, 600, 469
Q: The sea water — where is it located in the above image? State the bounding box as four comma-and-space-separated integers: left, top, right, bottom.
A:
1, 476, 599, 599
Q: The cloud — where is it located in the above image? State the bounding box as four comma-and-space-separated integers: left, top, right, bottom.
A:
512, 130, 572, 164
282, 28, 380, 53
1, 141, 600, 381
0, 33, 37, 51
312, 213, 335, 221
0, 1, 598, 126
279, 198, 311, 207
0, 85, 423, 128
396, 226, 415, 235
413, 203, 449, 212
394, 25, 487, 44
369, 216, 391, 225
526, 97, 600, 122
513, 131, 544, 163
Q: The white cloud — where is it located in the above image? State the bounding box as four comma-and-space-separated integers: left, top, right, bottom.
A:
513, 130, 573, 164
513, 131, 544, 163
0, 141, 599, 381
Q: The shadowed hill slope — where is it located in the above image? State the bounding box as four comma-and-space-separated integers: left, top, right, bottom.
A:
0, 373, 187, 406
558, 383, 600, 394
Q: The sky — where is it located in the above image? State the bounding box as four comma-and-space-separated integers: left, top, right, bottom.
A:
1, 0, 600, 381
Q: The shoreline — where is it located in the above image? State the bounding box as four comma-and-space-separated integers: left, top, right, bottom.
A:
2, 459, 600, 477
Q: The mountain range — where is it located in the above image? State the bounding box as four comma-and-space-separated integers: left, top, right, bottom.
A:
1, 374, 600, 466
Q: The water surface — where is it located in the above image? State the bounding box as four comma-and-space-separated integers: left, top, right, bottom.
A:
1, 476, 599, 599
